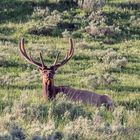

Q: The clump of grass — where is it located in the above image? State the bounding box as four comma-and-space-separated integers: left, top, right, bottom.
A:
63, 116, 94, 140
81, 73, 117, 89
28, 9, 62, 36
50, 94, 92, 124
130, 16, 140, 28
0, 92, 139, 139
62, 29, 71, 39
32, 6, 50, 19
79, 0, 106, 13
15, 70, 40, 85
94, 48, 128, 71
85, 11, 122, 44
0, 75, 14, 86
10, 125, 26, 140
58, 0, 76, 4
76, 41, 91, 49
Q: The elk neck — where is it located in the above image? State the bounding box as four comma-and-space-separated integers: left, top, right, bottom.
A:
42, 77, 56, 100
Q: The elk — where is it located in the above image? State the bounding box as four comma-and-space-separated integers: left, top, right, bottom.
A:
19, 38, 113, 109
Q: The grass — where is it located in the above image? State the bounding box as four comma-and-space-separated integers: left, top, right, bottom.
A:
0, 0, 140, 139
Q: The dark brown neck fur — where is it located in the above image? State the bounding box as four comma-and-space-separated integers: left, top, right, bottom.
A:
42, 78, 57, 100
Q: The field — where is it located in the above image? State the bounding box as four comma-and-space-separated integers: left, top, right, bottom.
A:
0, 0, 140, 139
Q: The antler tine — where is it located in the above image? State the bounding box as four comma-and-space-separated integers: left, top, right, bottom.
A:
19, 38, 31, 61
39, 52, 46, 68
54, 38, 74, 68
53, 52, 60, 66
69, 38, 74, 55
19, 38, 43, 68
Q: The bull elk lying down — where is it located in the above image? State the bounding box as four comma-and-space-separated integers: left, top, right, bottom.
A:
19, 38, 113, 110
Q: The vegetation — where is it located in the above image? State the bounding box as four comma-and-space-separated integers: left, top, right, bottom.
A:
0, 0, 140, 139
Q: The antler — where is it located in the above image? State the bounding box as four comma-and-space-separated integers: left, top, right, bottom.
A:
19, 38, 74, 70
19, 38, 47, 69
52, 38, 74, 68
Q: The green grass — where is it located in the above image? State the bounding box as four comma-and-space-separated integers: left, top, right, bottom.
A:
0, 0, 140, 139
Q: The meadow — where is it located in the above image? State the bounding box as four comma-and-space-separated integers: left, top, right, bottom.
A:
0, 0, 140, 139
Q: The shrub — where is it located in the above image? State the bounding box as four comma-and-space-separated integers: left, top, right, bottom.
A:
81, 73, 117, 89
72, 31, 83, 38
50, 94, 92, 123
62, 29, 71, 38
10, 125, 26, 140
76, 41, 90, 49
63, 116, 94, 140
58, 0, 78, 5
28, 10, 62, 36
93, 49, 128, 71
32, 7, 50, 19
78, 0, 106, 13
85, 12, 122, 43
0, 93, 139, 139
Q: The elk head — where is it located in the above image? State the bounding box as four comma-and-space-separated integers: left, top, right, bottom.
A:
19, 38, 74, 100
